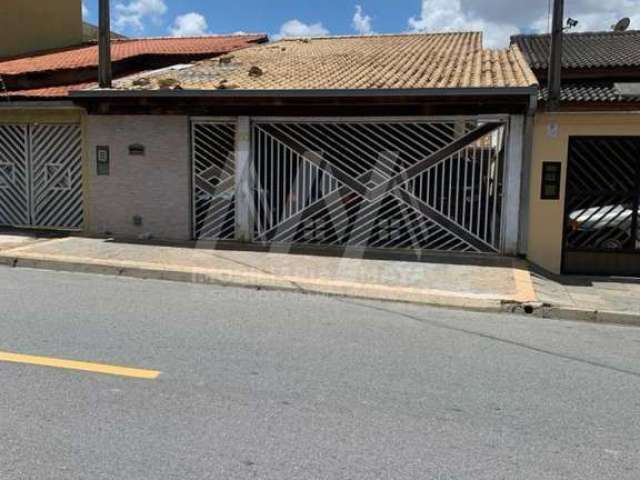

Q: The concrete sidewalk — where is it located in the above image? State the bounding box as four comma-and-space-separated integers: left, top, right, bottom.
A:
0, 235, 537, 313
1, 233, 638, 324
532, 270, 640, 325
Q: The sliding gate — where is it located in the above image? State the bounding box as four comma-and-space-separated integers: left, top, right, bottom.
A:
0, 124, 83, 229
253, 119, 506, 252
193, 118, 508, 254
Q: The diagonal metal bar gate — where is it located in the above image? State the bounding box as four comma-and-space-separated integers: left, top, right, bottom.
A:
193, 118, 508, 254
192, 121, 237, 240
563, 136, 640, 275
0, 123, 83, 229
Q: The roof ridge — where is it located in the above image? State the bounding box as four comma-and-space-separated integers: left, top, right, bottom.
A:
118, 33, 267, 42
277, 31, 482, 42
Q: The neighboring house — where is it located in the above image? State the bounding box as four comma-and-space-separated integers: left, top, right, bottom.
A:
0, 0, 82, 58
0, 32, 266, 232
512, 30, 640, 275
70, 33, 538, 257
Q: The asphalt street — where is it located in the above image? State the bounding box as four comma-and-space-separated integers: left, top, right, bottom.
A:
0, 266, 639, 479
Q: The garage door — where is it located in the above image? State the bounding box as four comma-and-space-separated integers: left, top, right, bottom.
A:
252, 119, 507, 253
0, 124, 83, 230
564, 136, 640, 275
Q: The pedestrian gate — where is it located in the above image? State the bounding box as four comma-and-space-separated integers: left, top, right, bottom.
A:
193, 118, 507, 254
564, 137, 640, 275
0, 124, 83, 229
192, 121, 237, 240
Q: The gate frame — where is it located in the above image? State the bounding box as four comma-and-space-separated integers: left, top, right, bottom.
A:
190, 114, 525, 256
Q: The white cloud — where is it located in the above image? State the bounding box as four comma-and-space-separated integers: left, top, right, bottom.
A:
408, 0, 519, 48
352, 5, 374, 35
114, 0, 168, 32
169, 12, 209, 37
407, 0, 640, 48
274, 19, 330, 40
82, 2, 89, 19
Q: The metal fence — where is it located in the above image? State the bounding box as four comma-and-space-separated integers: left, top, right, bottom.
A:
252, 119, 506, 253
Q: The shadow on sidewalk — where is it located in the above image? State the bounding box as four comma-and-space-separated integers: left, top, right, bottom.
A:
102, 236, 527, 270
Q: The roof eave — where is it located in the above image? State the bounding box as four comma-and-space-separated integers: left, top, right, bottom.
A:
71, 86, 539, 100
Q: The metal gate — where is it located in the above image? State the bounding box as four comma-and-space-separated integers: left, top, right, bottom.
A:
0, 123, 83, 229
252, 119, 507, 253
564, 136, 640, 275
192, 121, 237, 240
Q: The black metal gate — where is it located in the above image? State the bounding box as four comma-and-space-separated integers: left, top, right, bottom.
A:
563, 137, 640, 275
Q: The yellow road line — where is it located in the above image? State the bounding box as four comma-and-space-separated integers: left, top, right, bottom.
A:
0, 351, 160, 380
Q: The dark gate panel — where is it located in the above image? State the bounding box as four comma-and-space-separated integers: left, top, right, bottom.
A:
0, 123, 82, 230
564, 137, 640, 275
30, 124, 83, 229
0, 125, 29, 226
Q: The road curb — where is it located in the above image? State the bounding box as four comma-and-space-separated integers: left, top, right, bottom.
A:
535, 306, 640, 327
3, 252, 637, 326
0, 254, 510, 313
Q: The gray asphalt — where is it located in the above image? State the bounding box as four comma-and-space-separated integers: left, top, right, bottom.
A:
0, 266, 639, 480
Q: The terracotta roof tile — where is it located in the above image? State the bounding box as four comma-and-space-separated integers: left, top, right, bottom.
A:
112, 33, 538, 92
6, 82, 96, 98
0, 35, 267, 76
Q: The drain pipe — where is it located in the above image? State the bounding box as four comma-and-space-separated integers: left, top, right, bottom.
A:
547, 0, 564, 111
98, 0, 112, 89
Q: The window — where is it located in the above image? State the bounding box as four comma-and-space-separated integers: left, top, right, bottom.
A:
541, 162, 562, 200
96, 146, 110, 176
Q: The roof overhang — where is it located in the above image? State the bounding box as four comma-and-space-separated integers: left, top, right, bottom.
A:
71, 86, 538, 100
70, 87, 538, 116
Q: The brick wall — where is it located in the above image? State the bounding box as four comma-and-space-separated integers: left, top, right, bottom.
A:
86, 115, 192, 241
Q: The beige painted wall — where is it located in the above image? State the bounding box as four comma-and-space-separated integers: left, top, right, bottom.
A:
1, 0, 82, 57
0, 108, 83, 124
86, 116, 192, 241
528, 112, 640, 274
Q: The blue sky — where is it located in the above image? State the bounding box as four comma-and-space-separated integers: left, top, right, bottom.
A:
82, 1, 414, 38
81, 1, 640, 48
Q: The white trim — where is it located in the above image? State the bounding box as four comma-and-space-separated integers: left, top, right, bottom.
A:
501, 114, 525, 255
234, 116, 254, 241
250, 115, 510, 123
191, 117, 240, 123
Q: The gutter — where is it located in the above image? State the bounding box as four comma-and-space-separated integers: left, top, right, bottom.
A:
70, 86, 539, 100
